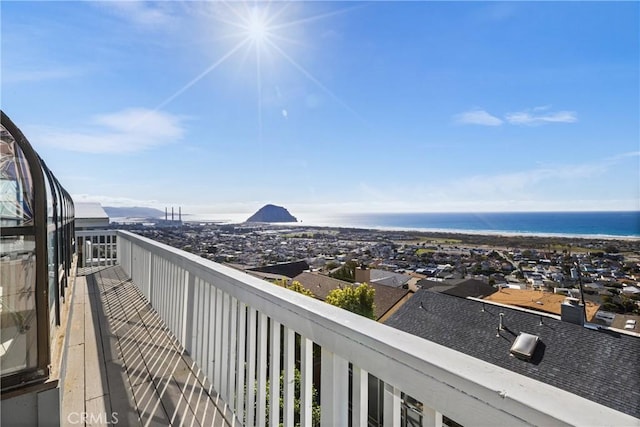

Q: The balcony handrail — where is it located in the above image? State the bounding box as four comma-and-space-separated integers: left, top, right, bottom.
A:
115, 230, 637, 427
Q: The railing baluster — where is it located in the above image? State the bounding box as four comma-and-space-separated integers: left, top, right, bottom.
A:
183, 271, 194, 353
383, 383, 401, 427
300, 337, 313, 426
269, 320, 281, 427
196, 278, 206, 373
256, 312, 268, 426
352, 366, 368, 427
227, 296, 238, 409
206, 282, 216, 380
214, 288, 223, 393
320, 347, 348, 427
220, 292, 231, 402
421, 406, 443, 427
235, 302, 247, 420
283, 327, 295, 427
247, 307, 257, 426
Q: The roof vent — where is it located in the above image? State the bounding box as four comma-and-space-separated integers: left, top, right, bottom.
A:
510, 332, 539, 361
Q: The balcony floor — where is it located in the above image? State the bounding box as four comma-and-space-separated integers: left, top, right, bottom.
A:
61, 266, 235, 426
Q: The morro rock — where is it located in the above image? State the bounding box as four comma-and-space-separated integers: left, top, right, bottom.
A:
246, 204, 297, 223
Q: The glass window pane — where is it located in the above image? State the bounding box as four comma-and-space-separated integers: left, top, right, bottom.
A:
0, 125, 34, 227
0, 235, 38, 375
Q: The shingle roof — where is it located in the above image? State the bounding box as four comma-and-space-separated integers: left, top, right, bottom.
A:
292, 272, 410, 320
418, 278, 497, 298
385, 289, 640, 418
248, 260, 309, 278
370, 269, 411, 288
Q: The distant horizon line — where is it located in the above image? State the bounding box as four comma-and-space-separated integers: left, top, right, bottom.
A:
101, 205, 640, 215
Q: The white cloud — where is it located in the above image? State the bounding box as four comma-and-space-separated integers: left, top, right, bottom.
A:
454, 106, 578, 127
454, 109, 503, 126
72, 194, 161, 208
31, 108, 185, 154
505, 109, 578, 125
3, 67, 84, 84
97, 1, 176, 28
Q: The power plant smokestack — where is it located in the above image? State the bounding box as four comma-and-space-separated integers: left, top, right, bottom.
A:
179, 206, 182, 222
172, 207, 174, 221
165, 207, 167, 221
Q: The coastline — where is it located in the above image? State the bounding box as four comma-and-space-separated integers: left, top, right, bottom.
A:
115, 210, 640, 241
255, 220, 640, 241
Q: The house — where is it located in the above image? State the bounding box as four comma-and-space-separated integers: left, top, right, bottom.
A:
292, 271, 411, 321
74, 202, 109, 230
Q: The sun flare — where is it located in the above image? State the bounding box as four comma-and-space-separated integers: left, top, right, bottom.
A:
246, 7, 268, 42
152, 2, 359, 136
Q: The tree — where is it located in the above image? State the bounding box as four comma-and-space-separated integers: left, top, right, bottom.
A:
326, 282, 376, 319
275, 279, 315, 298
328, 260, 357, 283
287, 280, 315, 298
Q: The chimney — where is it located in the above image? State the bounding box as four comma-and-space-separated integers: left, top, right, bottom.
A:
355, 266, 371, 284
165, 207, 168, 221
172, 207, 174, 222
561, 297, 585, 326
179, 206, 182, 222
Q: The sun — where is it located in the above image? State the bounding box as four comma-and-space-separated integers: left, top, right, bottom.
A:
246, 7, 269, 43
151, 2, 360, 134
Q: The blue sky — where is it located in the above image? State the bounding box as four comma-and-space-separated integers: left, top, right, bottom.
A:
2, 1, 638, 221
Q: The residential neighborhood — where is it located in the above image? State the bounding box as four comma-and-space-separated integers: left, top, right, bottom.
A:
118, 221, 640, 332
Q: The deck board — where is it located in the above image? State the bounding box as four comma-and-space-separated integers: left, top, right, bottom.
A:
61, 266, 234, 426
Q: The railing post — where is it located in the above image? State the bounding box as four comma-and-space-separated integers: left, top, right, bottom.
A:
182, 270, 195, 353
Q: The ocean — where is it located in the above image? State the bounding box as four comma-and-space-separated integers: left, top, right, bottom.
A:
316, 211, 640, 238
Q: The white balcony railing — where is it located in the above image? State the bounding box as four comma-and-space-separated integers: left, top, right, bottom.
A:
87, 229, 637, 427
76, 230, 118, 268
